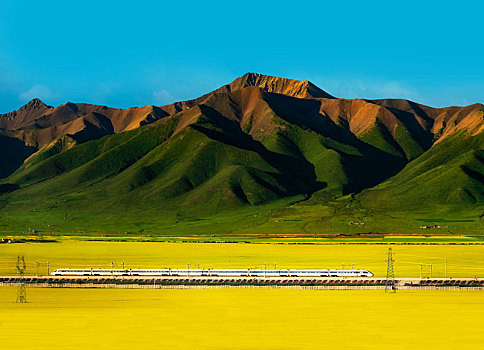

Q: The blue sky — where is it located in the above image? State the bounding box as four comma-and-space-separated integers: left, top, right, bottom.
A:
1, 0, 483, 113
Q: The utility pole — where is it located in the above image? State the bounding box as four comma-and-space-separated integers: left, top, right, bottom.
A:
351, 263, 354, 270
16, 256, 27, 303
187, 263, 190, 277
121, 262, 124, 269
420, 264, 423, 279
385, 248, 396, 293
36, 261, 51, 276
430, 264, 432, 278
264, 264, 266, 278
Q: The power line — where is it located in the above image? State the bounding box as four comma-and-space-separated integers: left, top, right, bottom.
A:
398, 253, 484, 262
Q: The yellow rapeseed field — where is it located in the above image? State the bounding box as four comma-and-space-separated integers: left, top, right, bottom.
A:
0, 287, 482, 349
1, 240, 483, 277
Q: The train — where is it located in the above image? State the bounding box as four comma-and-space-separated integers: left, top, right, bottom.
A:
51, 268, 374, 277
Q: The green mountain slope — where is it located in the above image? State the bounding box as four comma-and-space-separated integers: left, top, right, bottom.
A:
359, 132, 484, 209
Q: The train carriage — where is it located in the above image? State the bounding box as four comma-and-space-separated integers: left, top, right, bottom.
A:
52, 268, 373, 277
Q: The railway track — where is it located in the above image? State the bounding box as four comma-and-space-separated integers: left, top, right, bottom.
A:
1, 275, 483, 289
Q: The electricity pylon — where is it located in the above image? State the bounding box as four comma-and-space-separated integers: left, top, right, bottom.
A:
16, 256, 27, 303
385, 248, 396, 293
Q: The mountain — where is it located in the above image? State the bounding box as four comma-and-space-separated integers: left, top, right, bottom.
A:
224, 72, 334, 99
0, 73, 483, 235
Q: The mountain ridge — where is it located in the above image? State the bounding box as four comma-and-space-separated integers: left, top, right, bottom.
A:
0, 73, 482, 235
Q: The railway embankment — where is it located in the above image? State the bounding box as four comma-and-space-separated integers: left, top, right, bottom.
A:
0, 276, 482, 290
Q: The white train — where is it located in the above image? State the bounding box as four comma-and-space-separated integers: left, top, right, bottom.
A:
51, 268, 374, 277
